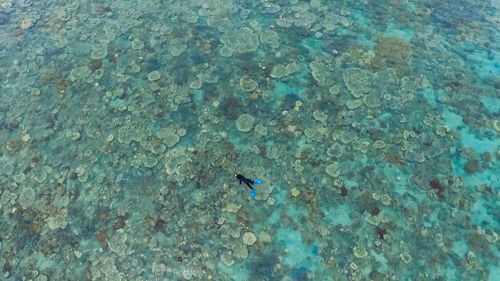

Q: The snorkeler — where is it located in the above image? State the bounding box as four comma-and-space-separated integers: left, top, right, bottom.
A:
235, 174, 262, 198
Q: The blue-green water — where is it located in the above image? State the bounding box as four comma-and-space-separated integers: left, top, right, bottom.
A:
0, 0, 499, 280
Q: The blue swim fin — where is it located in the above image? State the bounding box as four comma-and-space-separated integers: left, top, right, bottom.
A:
251, 189, 255, 198
254, 179, 262, 184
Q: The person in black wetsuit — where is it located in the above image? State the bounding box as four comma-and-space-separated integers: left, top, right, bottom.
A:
235, 174, 254, 190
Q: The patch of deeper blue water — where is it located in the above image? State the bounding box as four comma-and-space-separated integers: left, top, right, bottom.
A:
442, 110, 500, 154
291, 266, 310, 281
452, 239, 468, 258
275, 227, 320, 270
465, 48, 500, 78
443, 260, 459, 281
192, 89, 203, 105
301, 37, 324, 56
488, 265, 500, 281
376, 163, 426, 201
470, 198, 499, 229
273, 81, 304, 100
324, 203, 353, 226
384, 23, 415, 42
480, 96, 500, 113
349, 9, 375, 49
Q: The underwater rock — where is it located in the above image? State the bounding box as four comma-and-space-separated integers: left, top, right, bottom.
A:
353, 245, 368, 258
254, 124, 268, 136
18, 187, 35, 209
148, 71, 161, 82
260, 30, 279, 48
131, 39, 144, 50
240, 75, 258, 91
220, 26, 259, 53
325, 162, 340, 177
236, 114, 255, 132
232, 243, 248, 259
90, 44, 108, 60
221, 252, 234, 266
309, 59, 328, 83
313, 110, 328, 122
343, 67, 372, 98
157, 127, 180, 147
258, 231, 271, 243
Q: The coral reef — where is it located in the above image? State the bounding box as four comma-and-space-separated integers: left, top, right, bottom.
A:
0, 0, 497, 280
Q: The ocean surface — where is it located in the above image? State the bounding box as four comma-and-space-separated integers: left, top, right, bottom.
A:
0, 0, 499, 280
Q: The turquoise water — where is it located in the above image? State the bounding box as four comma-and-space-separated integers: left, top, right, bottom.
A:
0, 0, 499, 280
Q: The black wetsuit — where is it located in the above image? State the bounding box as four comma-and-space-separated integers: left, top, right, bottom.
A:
235, 174, 254, 190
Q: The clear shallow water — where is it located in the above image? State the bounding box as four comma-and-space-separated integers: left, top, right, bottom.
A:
0, 0, 498, 280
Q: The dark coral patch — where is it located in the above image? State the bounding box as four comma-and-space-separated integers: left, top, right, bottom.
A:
375, 227, 388, 239
281, 93, 301, 110
429, 178, 445, 193
219, 95, 243, 120
465, 160, 480, 174
249, 253, 279, 280
340, 186, 348, 196
113, 214, 129, 231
